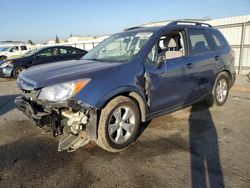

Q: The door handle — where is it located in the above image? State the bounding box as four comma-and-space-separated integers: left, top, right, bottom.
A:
186, 63, 193, 68
214, 55, 221, 61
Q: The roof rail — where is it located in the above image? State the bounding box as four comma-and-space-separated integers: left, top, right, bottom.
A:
167, 20, 212, 27
124, 26, 144, 31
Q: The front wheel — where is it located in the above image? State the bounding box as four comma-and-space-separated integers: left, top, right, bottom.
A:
12, 66, 26, 79
95, 96, 140, 152
0, 56, 7, 61
206, 72, 230, 107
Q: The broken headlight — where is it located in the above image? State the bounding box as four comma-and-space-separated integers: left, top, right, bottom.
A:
38, 79, 90, 102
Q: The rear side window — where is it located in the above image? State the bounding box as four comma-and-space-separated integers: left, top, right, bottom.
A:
77, 49, 84, 54
68, 47, 77, 54
9, 46, 19, 52
187, 29, 213, 55
210, 30, 227, 49
59, 48, 68, 54
21, 46, 28, 51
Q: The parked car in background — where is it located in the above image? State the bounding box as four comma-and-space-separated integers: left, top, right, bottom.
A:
0, 46, 87, 78
0, 44, 29, 60
15, 21, 235, 152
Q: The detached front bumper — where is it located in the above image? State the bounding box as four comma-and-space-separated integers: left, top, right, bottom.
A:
0, 66, 14, 78
15, 96, 51, 126
15, 95, 98, 151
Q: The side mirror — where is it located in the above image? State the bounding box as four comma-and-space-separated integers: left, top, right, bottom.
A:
156, 55, 166, 69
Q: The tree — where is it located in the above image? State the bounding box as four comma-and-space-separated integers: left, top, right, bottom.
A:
70, 33, 73, 37
55, 35, 60, 43
28, 40, 35, 45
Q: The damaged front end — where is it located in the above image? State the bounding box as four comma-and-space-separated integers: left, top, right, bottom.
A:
15, 87, 98, 152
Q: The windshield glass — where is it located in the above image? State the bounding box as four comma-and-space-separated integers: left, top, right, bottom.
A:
0, 47, 10, 52
83, 31, 153, 62
23, 48, 40, 57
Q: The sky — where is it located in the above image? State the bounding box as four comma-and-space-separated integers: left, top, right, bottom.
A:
0, 0, 249, 43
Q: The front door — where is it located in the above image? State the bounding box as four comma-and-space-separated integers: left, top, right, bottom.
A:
144, 30, 199, 114
33, 47, 58, 65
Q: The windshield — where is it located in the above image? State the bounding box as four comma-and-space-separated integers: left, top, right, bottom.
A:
83, 31, 153, 62
23, 48, 40, 57
0, 47, 10, 52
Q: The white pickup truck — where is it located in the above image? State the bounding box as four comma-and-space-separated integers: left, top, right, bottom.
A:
0, 44, 29, 60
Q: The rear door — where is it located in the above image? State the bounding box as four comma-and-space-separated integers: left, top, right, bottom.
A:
186, 28, 218, 98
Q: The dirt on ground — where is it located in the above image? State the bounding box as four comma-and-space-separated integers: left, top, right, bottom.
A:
0, 79, 250, 188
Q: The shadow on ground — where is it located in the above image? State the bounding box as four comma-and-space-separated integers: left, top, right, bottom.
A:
189, 103, 224, 188
0, 103, 225, 187
0, 95, 18, 116
0, 136, 96, 187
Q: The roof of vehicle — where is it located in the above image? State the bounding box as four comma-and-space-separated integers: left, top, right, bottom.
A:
41, 45, 85, 50
124, 20, 214, 33
0, 42, 26, 47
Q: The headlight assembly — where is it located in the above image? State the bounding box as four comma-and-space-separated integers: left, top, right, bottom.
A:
0, 61, 13, 68
38, 79, 91, 102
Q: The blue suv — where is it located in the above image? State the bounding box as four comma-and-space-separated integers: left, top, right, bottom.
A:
15, 21, 236, 152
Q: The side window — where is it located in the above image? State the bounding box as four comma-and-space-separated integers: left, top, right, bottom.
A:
21, 46, 28, 51
145, 45, 157, 65
210, 30, 227, 49
37, 48, 53, 57
145, 31, 186, 65
9, 46, 19, 52
187, 29, 213, 55
51, 48, 59, 56
68, 48, 77, 54
77, 49, 84, 54
59, 48, 68, 54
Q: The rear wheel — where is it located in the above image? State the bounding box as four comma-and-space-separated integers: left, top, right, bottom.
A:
95, 96, 140, 152
247, 72, 250, 82
12, 66, 26, 79
205, 72, 229, 107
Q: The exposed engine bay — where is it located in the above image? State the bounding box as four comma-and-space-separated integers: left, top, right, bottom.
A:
15, 91, 98, 152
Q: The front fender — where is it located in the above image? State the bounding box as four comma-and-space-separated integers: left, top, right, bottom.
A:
96, 86, 148, 122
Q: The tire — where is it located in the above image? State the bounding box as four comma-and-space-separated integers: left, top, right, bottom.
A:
95, 96, 140, 152
12, 66, 26, 79
247, 72, 250, 82
0, 56, 7, 61
205, 72, 230, 107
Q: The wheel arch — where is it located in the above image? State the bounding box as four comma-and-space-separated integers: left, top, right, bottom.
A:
0, 55, 7, 60
11, 65, 27, 78
217, 69, 233, 87
96, 87, 148, 122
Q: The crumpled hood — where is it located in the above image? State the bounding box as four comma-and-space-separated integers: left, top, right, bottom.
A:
18, 59, 122, 89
